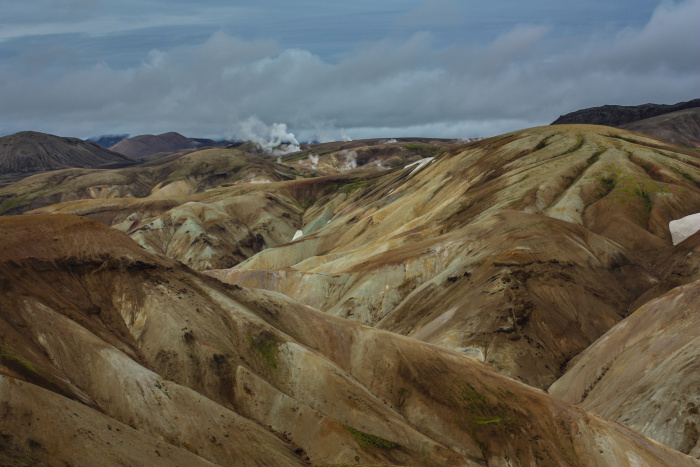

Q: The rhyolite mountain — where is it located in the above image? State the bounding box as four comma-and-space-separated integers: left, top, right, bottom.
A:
28, 125, 700, 388
551, 98, 700, 127
0, 131, 134, 176
1, 214, 696, 466
2, 123, 700, 465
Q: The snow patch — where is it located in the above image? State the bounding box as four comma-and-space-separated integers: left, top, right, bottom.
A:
404, 157, 435, 174
292, 230, 303, 241
670, 212, 700, 245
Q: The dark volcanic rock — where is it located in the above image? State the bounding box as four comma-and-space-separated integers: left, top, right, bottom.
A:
552, 98, 700, 127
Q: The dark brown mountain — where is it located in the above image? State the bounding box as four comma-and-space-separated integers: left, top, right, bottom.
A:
551, 98, 700, 127
0, 131, 134, 176
621, 108, 700, 149
109, 132, 221, 159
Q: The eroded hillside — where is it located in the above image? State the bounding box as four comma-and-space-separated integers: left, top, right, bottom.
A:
3, 124, 700, 464
207, 125, 700, 388
1, 214, 696, 466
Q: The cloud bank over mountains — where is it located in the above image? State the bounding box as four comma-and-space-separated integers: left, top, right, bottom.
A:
1, 0, 698, 140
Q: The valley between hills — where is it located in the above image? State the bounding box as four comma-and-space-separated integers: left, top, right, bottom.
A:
1, 115, 700, 465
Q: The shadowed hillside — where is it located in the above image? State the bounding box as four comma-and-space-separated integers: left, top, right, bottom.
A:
621, 108, 700, 149
0, 131, 134, 184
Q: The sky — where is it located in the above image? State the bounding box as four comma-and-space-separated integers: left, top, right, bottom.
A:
1, 0, 699, 142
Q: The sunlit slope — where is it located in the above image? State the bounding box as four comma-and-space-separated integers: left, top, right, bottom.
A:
210, 124, 700, 387
0, 214, 696, 466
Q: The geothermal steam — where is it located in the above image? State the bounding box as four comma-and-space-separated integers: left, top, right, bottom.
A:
232, 116, 301, 155
339, 150, 358, 170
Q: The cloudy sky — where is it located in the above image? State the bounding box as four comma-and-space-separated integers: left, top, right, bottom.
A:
1, 0, 698, 142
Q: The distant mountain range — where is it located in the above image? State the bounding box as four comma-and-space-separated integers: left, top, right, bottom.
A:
108, 132, 226, 159
86, 134, 130, 148
0, 131, 134, 177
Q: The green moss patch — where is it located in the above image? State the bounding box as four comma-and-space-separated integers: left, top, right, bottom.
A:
247, 330, 279, 369
0, 346, 39, 374
0, 196, 29, 214
342, 425, 397, 449
461, 382, 489, 412
341, 179, 376, 194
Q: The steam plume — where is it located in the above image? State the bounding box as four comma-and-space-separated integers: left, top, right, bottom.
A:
339, 150, 358, 170
231, 116, 301, 155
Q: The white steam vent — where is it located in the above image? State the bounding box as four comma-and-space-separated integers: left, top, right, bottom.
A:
669, 213, 700, 245
232, 116, 301, 155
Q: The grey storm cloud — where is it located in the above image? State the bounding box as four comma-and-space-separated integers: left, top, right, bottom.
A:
0, 0, 698, 140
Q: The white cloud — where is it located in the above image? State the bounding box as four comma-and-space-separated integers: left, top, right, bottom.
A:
1, 1, 698, 140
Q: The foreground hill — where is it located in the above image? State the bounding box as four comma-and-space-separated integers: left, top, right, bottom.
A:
1, 214, 696, 466
0, 131, 134, 180
621, 108, 700, 149
109, 132, 222, 159
551, 98, 700, 127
